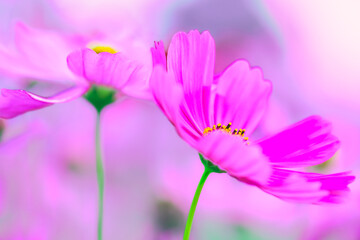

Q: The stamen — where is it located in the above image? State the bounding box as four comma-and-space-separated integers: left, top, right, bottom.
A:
203, 122, 249, 143
240, 129, 246, 136
203, 127, 212, 135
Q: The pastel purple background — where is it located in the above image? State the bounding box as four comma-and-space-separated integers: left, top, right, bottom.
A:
0, 0, 359, 239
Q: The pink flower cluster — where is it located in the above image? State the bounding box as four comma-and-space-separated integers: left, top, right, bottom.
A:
0, 26, 354, 204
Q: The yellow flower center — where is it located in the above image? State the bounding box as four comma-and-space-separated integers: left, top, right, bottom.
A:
203, 122, 249, 142
92, 46, 117, 54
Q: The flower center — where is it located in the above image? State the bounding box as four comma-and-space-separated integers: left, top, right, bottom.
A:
203, 122, 249, 141
92, 46, 117, 54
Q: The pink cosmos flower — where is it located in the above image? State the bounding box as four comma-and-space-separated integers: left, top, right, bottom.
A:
67, 46, 152, 100
0, 23, 152, 119
150, 30, 355, 204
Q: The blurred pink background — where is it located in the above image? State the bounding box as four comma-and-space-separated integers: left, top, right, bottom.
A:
0, 0, 359, 239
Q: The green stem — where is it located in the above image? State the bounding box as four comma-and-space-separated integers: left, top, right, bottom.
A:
183, 168, 211, 240
96, 113, 105, 240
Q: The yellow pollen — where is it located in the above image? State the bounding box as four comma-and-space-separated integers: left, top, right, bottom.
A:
203, 122, 249, 142
92, 46, 117, 54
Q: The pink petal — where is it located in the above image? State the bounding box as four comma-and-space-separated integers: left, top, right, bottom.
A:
150, 38, 205, 146
67, 48, 151, 98
150, 69, 198, 147
312, 172, 355, 203
213, 60, 272, 135
257, 116, 340, 168
120, 77, 152, 100
167, 30, 215, 132
197, 131, 272, 185
0, 86, 87, 119
151, 41, 166, 68
262, 168, 355, 204
0, 22, 84, 83
150, 66, 183, 130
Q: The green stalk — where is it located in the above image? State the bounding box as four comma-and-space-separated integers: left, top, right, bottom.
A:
183, 168, 211, 240
96, 113, 105, 240
84, 85, 115, 239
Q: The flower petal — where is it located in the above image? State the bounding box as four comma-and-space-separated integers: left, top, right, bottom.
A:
151, 41, 166, 68
150, 38, 205, 146
67, 48, 151, 98
167, 30, 215, 132
150, 66, 183, 129
0, 22, 84, 83
150, 64, 200, 147
213, 60, 272, 135
257, 116, 340, 168
262, 168, 355, 204
0, 86, 87, 119
197, 131, 272, 185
